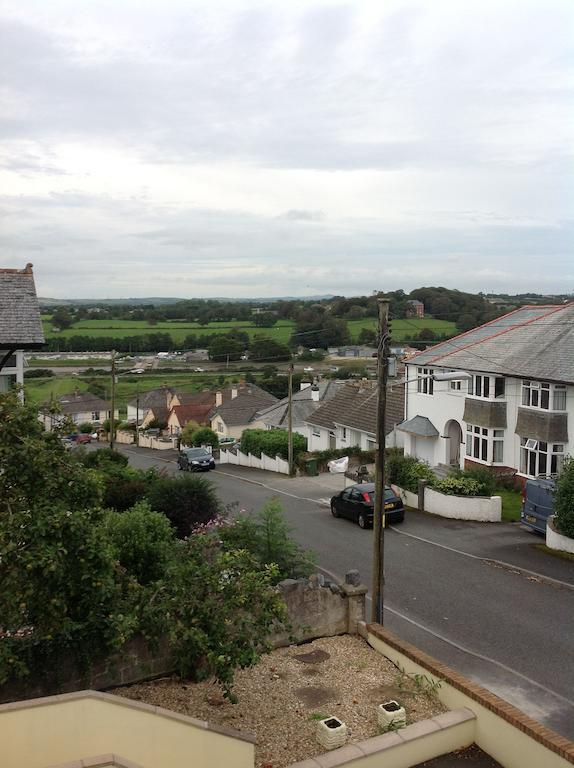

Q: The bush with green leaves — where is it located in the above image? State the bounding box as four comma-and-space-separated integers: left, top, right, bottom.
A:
77, 448, 155, 512
219, 498, 315, 582
385, 453, 435, 493
78, 421, 94, 434
184, 426, 219, 449
153, 534, 288, 699
145, 473, 221, 538
554, 457, 574, 539
241, 428, 307, 461
0, 389, 136, 683
451, 466, 496, 496
105, 502, 177, 585
433, 476, 483, 497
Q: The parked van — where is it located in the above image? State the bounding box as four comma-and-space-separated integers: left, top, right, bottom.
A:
521, 478, 555, 534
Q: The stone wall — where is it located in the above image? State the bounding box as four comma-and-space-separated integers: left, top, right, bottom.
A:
0, 572, 367, 704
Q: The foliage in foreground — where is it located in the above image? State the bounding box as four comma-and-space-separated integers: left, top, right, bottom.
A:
219, 498, 315, 582
554, 457, 574, 539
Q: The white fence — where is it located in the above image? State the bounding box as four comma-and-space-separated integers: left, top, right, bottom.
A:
395, 484, 501, 522
218, 448, 290, 475
138, 434, 178, 451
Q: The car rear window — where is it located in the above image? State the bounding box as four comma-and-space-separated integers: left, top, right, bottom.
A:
186, 448, 210, 458
362, 488, 398, 503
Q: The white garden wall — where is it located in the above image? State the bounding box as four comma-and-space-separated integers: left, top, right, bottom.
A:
546, 516, 574, 554
395, 485, 501, 522
219, 449, 290, 475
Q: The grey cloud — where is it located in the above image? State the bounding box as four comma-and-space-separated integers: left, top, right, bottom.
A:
281, 209, 325, 222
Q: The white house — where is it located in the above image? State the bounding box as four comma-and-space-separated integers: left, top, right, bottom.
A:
210, 384, 278, 440
0, 264, 44, 395
40, 391, 118, 430
400, 303, 574, 483
256, 380, 345, 438
304, 380, 405, 452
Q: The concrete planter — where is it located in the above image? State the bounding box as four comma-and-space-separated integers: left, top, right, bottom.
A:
378, 700, 406, 730
316, 717, 347, 750
546, 516, 574, 555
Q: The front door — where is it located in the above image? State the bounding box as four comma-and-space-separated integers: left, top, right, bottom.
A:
447, 421, 463, 465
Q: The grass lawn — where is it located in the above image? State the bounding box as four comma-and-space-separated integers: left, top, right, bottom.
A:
41, 316, 458, 347
24, 373, 248, 415
496, 489, 522, 523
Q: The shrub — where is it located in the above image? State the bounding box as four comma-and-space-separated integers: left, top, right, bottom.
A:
219, 498, 315, 582
78, 421, 94, 433
105, 502, 177, 585
386, 453, 435, 493
451, 466, 496, 496
241, 428, 307, 461
79, 447, 129, 469
434, 476, 483, 497
145, 473, 221, 538
24, 368, 53, 378
554, 457, 574, 539
185, 427, 219, 449
159, 536, 287, 698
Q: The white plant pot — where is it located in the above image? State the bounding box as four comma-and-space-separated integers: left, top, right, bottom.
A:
316, 717, 347, 750
378, 700, 406, 730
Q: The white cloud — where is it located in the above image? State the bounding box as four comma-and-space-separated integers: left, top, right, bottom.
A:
0, 0, 572, 297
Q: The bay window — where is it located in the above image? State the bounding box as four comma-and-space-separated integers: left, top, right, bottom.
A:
466, 425, 505, 464
520, 439, 564, 477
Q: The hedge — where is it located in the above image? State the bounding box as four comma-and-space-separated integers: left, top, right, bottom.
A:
240, 429, 307, 461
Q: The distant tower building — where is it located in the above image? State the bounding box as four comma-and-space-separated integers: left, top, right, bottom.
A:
406, 299, 424, 318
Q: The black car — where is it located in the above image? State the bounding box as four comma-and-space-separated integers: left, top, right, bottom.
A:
330, 483, 405, 528
177, 447, 216, 472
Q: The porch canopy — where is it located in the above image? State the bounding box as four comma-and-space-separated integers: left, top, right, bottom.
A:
396, 415, 439, 438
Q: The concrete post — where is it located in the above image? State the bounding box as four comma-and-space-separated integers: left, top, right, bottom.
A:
341, 570, 368, 634
418, 478, 429, 512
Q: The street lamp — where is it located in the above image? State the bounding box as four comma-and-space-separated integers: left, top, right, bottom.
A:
371, 364, 472, 626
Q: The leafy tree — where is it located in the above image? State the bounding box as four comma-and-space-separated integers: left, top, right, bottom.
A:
554, 458, 574, 539
249, 337, 291, 362
220, 498, 315, 582
292, 307, 349, 349
78, 421, 94, 433
105, 502, 177, 586
418, 328, 435, 341
0, 390, 134, 682
179, 420, 200, 447
145, 474, 221, 538
77, 448, 154, 512
51, 306, 74, 330
157, 535, 287, 698
186, 427, 219, 449
208, 335, 243, 362
358, 328, 377, 345
253, 312, 278, 327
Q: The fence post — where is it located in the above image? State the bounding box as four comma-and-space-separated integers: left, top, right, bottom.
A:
418, 479, 429, 512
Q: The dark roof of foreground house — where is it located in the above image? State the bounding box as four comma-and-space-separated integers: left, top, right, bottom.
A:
305, 381, 404, 436
407, 303, 574, 385
57, 391, 111, 415
256, 380, 346, 428
211, 385, 278, 427
0, 264, 45, 348
170, 403, 213, 426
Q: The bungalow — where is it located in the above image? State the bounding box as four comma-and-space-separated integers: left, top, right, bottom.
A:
256, 380, 345, 438
0, 264, 44, 395
210, 384, 278, 439
400, 302, 574, 482
126, 386, 176, 425
40, 391, 118, 430
304, 380, 405, 452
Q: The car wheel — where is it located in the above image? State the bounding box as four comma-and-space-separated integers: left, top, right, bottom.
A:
331, 503, 339, 518
358, 511, 368, 529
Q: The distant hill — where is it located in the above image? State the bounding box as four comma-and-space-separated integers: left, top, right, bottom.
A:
39, 295, 334, 307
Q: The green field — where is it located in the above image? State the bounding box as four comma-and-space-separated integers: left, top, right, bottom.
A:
24, 373, 245, 414
42, 317, 457, 346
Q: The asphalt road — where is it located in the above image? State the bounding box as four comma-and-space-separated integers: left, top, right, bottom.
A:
108, 445, 574, 741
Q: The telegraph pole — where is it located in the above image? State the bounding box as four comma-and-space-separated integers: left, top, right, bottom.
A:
109, 350, 116, 450
371, 298, 390, 624
135, 378, 140, 447
287, 361, 294, 475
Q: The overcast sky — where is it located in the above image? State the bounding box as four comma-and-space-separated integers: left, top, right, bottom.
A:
1, 0, 572, 299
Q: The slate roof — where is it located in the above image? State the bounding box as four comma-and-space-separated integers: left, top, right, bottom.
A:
256, 380, 346, 428
57, 391, 111, 414
0, 264, 45, 348
305, 381, 405, 436
127, 386, 174, 411
407, 303, 574, 385
211, 385, 278, 427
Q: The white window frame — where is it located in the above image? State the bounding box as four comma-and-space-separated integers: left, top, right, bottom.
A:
520, 438, 564, 477
416, 367, 434, 395
91, 411, 100, 421
521, 381, 566, 412
465, 424, 506, 465
467, 374, 505, 400
312, 427, 321, 438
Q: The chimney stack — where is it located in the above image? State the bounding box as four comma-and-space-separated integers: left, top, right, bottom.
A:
215, 391, 223, 407
311, 385, 320, 402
